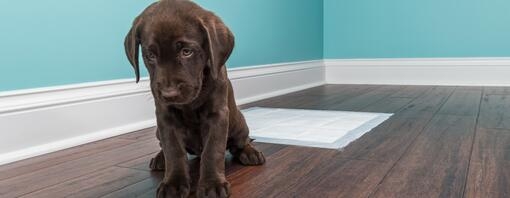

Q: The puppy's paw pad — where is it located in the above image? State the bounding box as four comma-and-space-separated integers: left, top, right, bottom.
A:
149, 156, 165, 171
197, 181, 231, 198
238, 147, 265, 166
157, 181, 190, 198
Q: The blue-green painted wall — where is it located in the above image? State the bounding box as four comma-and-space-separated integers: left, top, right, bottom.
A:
197, 0, 323, 67
8, 0, 507, 92
0, 0, 323, 92
324, 0, 510, 58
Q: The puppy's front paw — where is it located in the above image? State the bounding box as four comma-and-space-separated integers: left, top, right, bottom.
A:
197, 179, 231, 198
157, 180, 190, 198
237, 144, 266, 166
149, 151, 165, 171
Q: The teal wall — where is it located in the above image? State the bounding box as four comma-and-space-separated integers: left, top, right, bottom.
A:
0, 0, 153, 92
324, 0, 510, 58
7, 0, 508, 91
197, 0, 323, 67
0, 0, 323, 92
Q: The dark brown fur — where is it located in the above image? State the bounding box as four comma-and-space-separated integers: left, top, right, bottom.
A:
124, 0, 265, 197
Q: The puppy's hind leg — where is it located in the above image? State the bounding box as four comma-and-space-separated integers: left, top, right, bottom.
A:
232, 141, 266, 166
229, 112, 266, 166
150, 128, 165, 171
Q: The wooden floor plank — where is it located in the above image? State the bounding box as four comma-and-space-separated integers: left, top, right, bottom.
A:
338, 116, 431, 162
397, 86, 456, 118
483, 87, 510, 95
338, 86, 455, 162
21, 167, 151, 198
465, 162, 510, 198
293, 158, 394, 198
116, 152, 160, 171
361, 97, 414, 113
371, 115, 477, 198
472, 128, 510, 164
437, 89, 482, 116
463, 87, 510, 198
117, 127, 157, 141
478, 93, 510, 130
464, 128, 510, 198
360, 86, 433, 114
0, 138, 135, 181
285, 84, 380, 97
0, 139, 159, 197
371, 87, 481, 198
304, 85, 382, 110
101, 174, 163, 198
328, 85, 404, 111
245, 85, 380, 110
228, 146, 338, 198
390, 85, 434, 98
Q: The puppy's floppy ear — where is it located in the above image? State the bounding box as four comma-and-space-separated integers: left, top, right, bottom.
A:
124, 19, 142, 83
199, 17, 235, 80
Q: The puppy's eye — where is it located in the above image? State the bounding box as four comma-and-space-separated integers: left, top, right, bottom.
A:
181, 48, 193, 57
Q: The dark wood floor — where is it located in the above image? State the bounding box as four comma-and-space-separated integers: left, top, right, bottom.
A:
1, 85, 509, 198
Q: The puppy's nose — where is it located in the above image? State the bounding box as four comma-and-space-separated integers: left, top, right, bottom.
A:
160, 87, 180, 98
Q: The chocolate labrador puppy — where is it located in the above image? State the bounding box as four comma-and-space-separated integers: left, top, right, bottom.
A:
124, 0, 265, 197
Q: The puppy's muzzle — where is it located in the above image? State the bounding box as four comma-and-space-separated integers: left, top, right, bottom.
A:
158, 82, 199, 104
160, 87, 180, 99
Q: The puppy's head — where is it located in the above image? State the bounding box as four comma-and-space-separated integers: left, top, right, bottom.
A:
124, 0, 234, 105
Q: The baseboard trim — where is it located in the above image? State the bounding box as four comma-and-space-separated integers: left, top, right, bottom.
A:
0, 60, 325, 165
324, 58, 510, 86
230, 60, 325, 105
235, 81, 324, 105
0, 120, 155, 165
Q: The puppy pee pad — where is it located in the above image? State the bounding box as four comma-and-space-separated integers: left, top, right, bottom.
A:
242, 107, 392, 149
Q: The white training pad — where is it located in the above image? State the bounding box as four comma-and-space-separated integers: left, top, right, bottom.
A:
242, 107, 392, 149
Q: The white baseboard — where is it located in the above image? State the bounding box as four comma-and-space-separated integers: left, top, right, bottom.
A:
0, 60, 325, 165
229, 60, 325, 104
325, 58, 510, 86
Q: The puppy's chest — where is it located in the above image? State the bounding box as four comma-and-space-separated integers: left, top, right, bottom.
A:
181, 115, 205, 155
184, 130, 203, 155
177, 109, 210, 155
178, 108, 202, 128
178, 108, 208, 137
